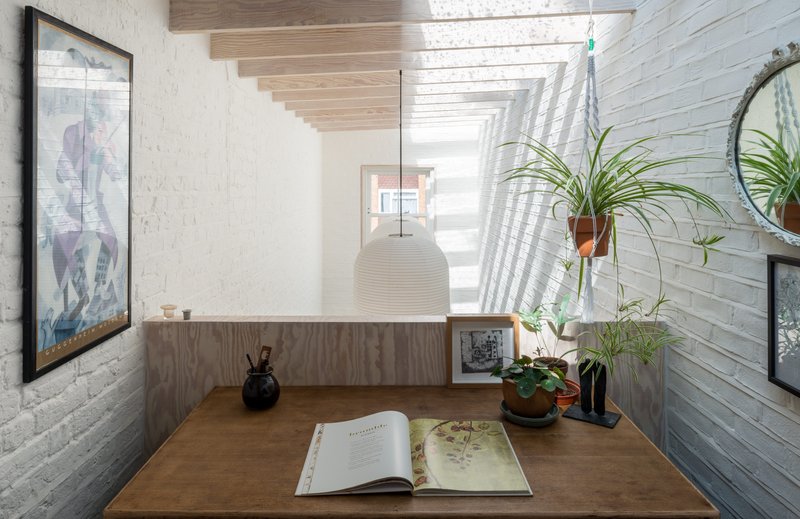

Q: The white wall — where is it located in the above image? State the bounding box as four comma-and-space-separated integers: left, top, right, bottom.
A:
321, 127, 481, 314
0, 1, 323, 516
477, 1, 800, 517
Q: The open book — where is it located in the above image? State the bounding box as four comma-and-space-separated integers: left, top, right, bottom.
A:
295, 410, 531, 496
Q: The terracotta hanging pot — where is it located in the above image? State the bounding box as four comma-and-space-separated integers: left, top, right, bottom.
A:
567, 215, 611, 257
774, 202, 800, 234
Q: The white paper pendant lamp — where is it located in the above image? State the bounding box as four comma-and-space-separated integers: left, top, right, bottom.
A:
354, 234, 450, 314
368, 218, 432, 243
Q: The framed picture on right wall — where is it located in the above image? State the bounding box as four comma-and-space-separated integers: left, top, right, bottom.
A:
767, 255, 800, 398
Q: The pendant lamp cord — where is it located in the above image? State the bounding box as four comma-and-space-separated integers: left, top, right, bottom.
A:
399, 69, 403, 237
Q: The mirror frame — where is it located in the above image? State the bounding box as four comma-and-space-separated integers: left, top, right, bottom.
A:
727, 42, 800, 246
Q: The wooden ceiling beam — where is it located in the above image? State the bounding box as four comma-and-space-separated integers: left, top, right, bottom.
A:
260, 66, 551, 91
300, 109, 501, 120
238, 45, 572, 77
283, 97, 397, 111
170, 0, 635, 33
283, 98, 511, 111
295, 107, 400, 118
262, 75, 540, 93
268, 81, 534, 100
275, 88, 523, 103
260, 72, 399, 91
272, 86, 399, 102
211, 19, 581, 60
304, 114, 494, 125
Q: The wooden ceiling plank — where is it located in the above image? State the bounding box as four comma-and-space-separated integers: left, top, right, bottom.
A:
302, 108, 500, 120
211, 20, 582, 60
272, 86, 400, 102
284, 97, 397, 110
295, 107, 400, 117
304, 114, 493, 124
170, 0, 635, 33
260, 72, 399, 91
275, 88, 523, 103
238, 46, 572, 77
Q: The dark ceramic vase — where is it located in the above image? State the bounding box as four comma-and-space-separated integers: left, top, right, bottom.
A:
242, 368, 280, 410
578, 360, 607, 415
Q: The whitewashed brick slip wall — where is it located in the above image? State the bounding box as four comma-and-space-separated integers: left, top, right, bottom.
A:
477, 1, 800, 517
0, 1, 323, 517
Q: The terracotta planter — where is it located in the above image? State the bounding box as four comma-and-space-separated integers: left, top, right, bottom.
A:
554, 379, 581, 407
534, 356, 568, 378
502, 379, 555, 418
567, 215, 611, 257
774, 202, 800, 234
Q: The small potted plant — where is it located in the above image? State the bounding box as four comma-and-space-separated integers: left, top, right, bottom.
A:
518, 294, 576, 376
491, 355, 566, 418
519, 294, 583, 406
575, 294, 682, 416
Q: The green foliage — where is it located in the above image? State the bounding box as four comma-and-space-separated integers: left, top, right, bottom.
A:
491, 355, 567, 398
518, 295, 578, 359
740, 128, 800, 215
575, 293, 682, 380
501, 126, 728, 267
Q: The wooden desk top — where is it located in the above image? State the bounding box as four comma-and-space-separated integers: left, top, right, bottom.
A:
105, 387, 718, 518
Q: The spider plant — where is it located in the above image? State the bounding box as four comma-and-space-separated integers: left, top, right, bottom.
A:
502, 126, 727, 273
574, 292, 682, 381
739, 128, 800, 216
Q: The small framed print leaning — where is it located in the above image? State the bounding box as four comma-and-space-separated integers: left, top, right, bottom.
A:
768, 255, 800, 398
23, 7, 132, 382
446, 314, 519, 388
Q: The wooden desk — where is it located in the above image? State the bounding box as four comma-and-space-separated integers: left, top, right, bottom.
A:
105, 387, 717, 518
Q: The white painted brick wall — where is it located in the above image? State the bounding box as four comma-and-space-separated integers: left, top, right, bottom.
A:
0, 0, 323, 517
477, 0, 800, 517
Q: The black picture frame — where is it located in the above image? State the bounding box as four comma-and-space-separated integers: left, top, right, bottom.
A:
23, 7, 132, 382
767, 255, 800, 398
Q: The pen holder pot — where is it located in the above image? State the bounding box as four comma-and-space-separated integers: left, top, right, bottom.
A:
242, 368, 280, 410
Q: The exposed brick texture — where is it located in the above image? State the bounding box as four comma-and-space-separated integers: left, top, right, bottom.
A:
0, 1, 323, 517
476, 1, 800, 518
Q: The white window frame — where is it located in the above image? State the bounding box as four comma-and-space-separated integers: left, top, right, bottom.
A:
361, 165, 435, 246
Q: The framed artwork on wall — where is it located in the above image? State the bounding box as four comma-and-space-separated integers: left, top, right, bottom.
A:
446, 314, 519, 388
23, 7, 133, 382
767, 255, 800, 398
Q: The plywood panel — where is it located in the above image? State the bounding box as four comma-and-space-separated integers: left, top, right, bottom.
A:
144, 317, 446, 453
170, 0, 636, 33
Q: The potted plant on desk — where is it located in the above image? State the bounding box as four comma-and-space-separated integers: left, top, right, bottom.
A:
575, 295, 682, 417
491, 355, 566, 419
518, 294, 582, 406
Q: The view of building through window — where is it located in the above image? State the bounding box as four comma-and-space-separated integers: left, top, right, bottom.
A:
362, 166, 433, 243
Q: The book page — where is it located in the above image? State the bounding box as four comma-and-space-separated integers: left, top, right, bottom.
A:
408, 419, 531, 496
295, 410, 413, 495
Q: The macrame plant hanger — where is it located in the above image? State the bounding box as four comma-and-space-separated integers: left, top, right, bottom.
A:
774, 55, 800, 218
578, 0, 602, 323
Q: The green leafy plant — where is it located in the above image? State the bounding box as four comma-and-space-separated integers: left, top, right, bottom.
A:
502, 126, 728, 270
740, 128, 800, 216
491, 355, 567, 398
575, 292, 683, 380
518, 294, 578, 359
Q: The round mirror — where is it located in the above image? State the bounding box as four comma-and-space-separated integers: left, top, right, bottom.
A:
729, 42, 800, 246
